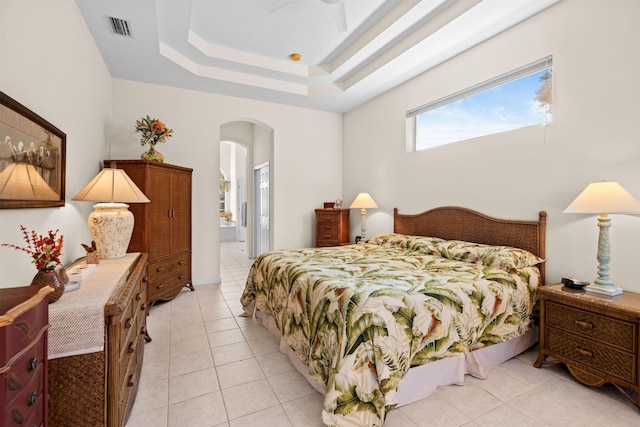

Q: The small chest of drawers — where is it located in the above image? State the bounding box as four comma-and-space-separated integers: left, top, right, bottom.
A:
315, 208, 350, 247
534, 283, 640, 408
0, 285, 52, 427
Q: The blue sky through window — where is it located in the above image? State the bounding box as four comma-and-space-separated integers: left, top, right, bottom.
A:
416, 69, 552, 150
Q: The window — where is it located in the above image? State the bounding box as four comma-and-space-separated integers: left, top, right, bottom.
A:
406, 56, 552, 152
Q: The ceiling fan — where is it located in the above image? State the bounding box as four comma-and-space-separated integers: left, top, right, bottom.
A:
269, 0, 348, 32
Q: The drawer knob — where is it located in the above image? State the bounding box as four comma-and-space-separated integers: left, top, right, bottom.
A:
141, 304, 146, 311
140, 327, 146, 336
125, 318, 132, 329
575, 347, 593, 358
28, 357, 38, 371
179, 260, 184, 265
28, 391, 37, 406
128, 341, 135, 353
156, 267, 165, 272
574, 320, 593, 330
136, 293, 142, 301
157, 284, 165, 289
127, 374, 134, 387
178, 275, 185, 280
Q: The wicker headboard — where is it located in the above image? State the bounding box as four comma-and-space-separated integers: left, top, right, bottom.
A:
394, 207, 547, 284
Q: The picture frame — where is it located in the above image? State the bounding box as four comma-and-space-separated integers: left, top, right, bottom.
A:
0, 91, 66, 208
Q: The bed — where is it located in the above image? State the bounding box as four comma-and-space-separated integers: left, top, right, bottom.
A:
240, 206, 547, 426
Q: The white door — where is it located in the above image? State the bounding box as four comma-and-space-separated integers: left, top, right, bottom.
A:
253, 162, 270, 257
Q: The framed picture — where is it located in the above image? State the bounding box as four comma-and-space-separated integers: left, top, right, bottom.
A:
0, 91, 66, 208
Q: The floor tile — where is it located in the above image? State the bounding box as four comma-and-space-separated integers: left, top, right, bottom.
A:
229, 405, 292, 427
167, 391, 227, 427
169, 348, 213, 377
216, 357, 265, 389
169, 367, 220, 404
221, 378, 280, 420
211, 342, 254, 366
208, 328, 247, 348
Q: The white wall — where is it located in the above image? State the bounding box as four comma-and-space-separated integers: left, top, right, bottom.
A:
0, 0, 112, 288
109, 80, 343, 284
344, 0, 640, 292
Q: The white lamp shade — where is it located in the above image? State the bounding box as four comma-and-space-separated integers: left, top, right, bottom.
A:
0, 163, 58, 200
72, 168, 149, 203
350, 193, 378, 209
564, 182, 640, 214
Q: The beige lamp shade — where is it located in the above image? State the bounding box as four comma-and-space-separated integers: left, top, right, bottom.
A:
349, 192, 379, 209
72, 167, 150, 203
564, 181, 640, 214
73, 166, 149, 259
0, 163, 58, 200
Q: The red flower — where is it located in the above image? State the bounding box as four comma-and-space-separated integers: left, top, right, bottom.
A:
2, 225, 64, 270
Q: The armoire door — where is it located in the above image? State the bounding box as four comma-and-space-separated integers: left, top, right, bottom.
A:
148, 167, 173, 259
171, 170, 191, 254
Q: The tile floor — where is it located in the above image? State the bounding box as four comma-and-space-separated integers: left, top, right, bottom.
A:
126, 242, 640, 427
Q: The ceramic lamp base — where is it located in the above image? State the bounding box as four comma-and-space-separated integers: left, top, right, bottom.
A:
88, 202, 134, 259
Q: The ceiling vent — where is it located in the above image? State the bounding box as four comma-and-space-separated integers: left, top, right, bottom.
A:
107, 16, 132, 37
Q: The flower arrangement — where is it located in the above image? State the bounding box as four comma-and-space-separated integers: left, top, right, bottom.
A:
2, 225, 64, 270
135, 115, 173, 147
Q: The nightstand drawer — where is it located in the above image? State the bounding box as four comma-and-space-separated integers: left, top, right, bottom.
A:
546, 301, 636, 352
316, 213, 339, 224
317, 221, 338, 236
546, 327, 635, 383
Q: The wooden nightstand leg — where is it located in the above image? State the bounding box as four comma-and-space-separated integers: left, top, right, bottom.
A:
533, 353, 546, 368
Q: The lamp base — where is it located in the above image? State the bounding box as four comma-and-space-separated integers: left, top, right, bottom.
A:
88, 203, 134, 259
586, 282, 623, 297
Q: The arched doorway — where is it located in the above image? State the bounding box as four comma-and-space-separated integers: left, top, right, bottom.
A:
219, 120, 274, 259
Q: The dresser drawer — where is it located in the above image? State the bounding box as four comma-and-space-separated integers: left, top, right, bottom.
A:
4, 336, 46, 404
117, 284, 145, 355
1, 300, 47, 364
546, 327, 635, 383
0, 400, 44, 427
148, 254, 190, 282
117, 331, 143, 400
546, 301, 636, 351
148, 267, 190, 300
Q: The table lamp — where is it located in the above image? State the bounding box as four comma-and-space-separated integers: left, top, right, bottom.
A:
564, 181, 640, 296
350, 192, 378, 241
73, 162, 149, 259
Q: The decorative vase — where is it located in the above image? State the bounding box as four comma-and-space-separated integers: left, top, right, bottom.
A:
141, 145, 164, 163
31, 268, 64, 303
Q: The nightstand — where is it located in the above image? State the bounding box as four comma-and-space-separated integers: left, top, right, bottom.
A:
534, 283, 640, 409
315, 208, 350, 247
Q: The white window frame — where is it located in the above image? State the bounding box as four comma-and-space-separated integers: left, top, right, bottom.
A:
406, 56, 552, 152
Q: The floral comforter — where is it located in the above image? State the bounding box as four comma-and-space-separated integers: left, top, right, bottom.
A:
240, 233, 543, 427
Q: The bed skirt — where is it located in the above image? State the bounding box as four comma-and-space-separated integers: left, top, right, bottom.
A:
253, 309, 538, 407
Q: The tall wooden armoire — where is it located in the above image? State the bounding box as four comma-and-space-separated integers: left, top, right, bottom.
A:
104, 159, 193, 305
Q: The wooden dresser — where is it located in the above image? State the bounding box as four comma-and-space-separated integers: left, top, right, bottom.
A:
315, 208, 350, 247
48, 253, 148, 427
534, 283, 640, 408
1, 285, 52, 427
105, 160, 193, 305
